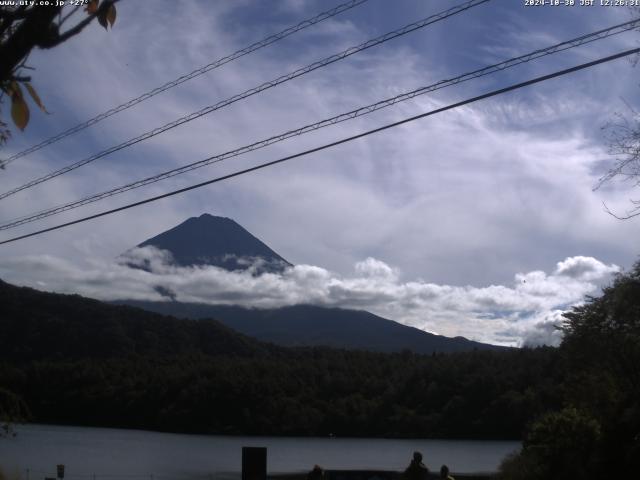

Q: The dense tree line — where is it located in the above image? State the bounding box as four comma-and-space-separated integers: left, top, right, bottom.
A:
0, 279, 562, 440
0, 347, 562, 439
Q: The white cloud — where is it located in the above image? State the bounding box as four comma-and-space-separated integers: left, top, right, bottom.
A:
354, 257, 398, 280
0, 250, 618, 347
554, 255, 619, 281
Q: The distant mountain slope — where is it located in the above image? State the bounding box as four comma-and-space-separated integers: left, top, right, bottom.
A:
0, 279, 270, 362
132, 213, 291, 272
115, 301, 506, 354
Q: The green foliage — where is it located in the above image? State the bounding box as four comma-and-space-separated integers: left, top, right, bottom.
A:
499, 408, 603, 480
526, 407, 601, 453
526, 407, 601, 478
562, 261, 640, 395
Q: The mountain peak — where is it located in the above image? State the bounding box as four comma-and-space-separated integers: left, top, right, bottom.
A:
195, 213, 230, 221
131, 214, 291, 273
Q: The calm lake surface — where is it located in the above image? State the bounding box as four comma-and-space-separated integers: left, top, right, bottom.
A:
1, 424, 520, 479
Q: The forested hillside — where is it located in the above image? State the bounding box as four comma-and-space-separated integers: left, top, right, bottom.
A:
0, 279, 560, 439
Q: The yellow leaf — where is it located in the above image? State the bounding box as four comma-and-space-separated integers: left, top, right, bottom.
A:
11, 94, 29, 131
25, 83, 49, 113
106, 3, 116, 27
85, 0, 99, 14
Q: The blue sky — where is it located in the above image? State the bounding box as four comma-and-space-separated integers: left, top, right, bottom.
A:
0, 0, 639, 345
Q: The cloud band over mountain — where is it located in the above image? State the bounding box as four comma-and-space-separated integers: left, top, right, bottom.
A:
0, 249, 618, 347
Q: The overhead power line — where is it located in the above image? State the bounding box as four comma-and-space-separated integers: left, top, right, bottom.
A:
0, 0, 371, 168
0, 0, 491, 200
2, 18, 638, 231
1, 47, 638, 247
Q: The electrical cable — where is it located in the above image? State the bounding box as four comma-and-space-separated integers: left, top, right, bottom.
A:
0, 0, 490, 199
1, 46, 637, 246
0, 0, 371, 168
1, 18, 638, 230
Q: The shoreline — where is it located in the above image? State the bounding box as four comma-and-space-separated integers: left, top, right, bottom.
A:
269, 471, 494, 480
8, 421, 522, 443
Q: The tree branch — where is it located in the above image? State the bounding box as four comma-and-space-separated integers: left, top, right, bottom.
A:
602, 201, 640, 220
58, 5, 81, 28
52, 0, 119, 47
0, 0, 119, 83
0, 6, 61, 82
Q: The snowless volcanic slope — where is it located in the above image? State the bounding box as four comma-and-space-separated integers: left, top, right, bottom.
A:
135, 213, 291, 273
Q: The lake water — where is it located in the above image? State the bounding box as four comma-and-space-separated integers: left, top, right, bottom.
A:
1, 424, 520, 479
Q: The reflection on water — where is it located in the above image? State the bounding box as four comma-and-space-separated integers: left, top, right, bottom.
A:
0, 424, 520, 478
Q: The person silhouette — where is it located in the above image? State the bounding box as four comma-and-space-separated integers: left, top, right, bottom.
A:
439, 465, 454, 480
403, 451, 429, 480
307, 465, 324, 480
